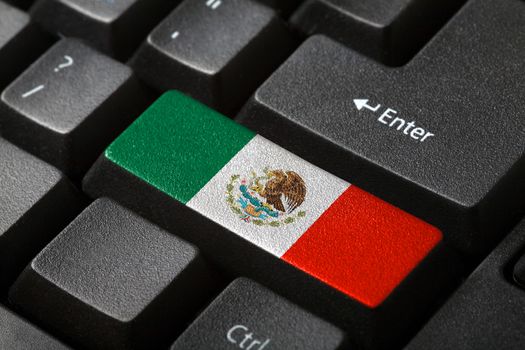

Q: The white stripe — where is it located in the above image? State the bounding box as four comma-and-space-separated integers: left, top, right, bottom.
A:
187, 135, 349, 257
22, 85, 45, 98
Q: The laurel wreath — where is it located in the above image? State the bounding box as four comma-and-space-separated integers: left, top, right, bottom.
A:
226, 173, 306, 227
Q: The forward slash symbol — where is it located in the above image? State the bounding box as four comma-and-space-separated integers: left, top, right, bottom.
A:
206, 0, 222, 9
22, 84, 45, 98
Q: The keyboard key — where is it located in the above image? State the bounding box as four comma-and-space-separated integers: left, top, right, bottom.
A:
84, 91, 459, 349
291, 0, 465, 65
405, 218, 525, 350
0, 1, 51, 89
30, 0, 176, 59
171, 278, 347, 350
131, 0, 295, 114
0, 38, 146, 178
0, 138, 82, 291
237, 0, 525, 256
0, 305, 70, 349
9, 198, 215, 350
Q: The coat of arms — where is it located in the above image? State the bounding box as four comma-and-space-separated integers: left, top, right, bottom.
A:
226, 168, 307, 227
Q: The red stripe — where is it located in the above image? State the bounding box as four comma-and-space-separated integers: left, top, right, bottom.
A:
281, 186, 442, 308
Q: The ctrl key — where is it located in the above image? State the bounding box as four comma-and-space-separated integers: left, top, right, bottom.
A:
9, 199, 215, 350
171, 278, 347, 350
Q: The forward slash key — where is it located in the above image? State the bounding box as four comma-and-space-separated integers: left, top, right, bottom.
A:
21, 84, 45, 98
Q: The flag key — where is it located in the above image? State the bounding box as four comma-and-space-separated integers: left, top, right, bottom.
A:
83, 91, 461, 349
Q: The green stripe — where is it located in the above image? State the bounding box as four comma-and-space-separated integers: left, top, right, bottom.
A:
105, 91, 255, 203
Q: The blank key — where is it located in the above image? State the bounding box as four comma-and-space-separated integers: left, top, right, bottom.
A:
9, 199, 216, 350
0, 137, 82, 292
0, 1, 51, 89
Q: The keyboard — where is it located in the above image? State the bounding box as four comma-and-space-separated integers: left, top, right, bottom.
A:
1, 0, 525, 349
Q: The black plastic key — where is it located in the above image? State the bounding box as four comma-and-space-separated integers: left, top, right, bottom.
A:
131, 0, 295, 114
238, 0, 525, 256
0, 138, 81, 292
9, 199, 215, 350
291, 0, 464, 65
30, 0, 177, 59
171, 278, 347, 350
405, 218, 525, 350
0, 1, 50, 89
0, 305, 69, 349
0, 38, 146, 178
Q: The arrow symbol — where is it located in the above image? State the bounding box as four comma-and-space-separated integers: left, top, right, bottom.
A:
353, 99, 381, 112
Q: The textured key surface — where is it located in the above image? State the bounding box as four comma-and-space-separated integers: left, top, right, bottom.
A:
0, 139, 61, 234
0, 1, 51, 89
30, 0, 176, 58
0, 2, 28, 50
0, 305, 69, 349
291, 0, 465, 65
84, 91, 457, 349
131, 0, 294, 113
405, 219, 525, 350
171, 278, 347, 350
0, 137, 81, 291
238, 0, 525, 255
9, 198, 214, 349
0, 38, 145, 177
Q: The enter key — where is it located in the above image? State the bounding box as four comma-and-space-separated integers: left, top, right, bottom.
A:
237, 0, 525, 256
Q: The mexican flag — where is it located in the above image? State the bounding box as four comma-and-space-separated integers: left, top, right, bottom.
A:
104, 91, 442, 308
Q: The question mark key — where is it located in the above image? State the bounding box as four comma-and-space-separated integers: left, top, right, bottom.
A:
0, 38, 147, 178
54, 55, 74, 72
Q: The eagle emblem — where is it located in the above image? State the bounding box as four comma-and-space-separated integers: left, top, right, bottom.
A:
226, 168, 307, 227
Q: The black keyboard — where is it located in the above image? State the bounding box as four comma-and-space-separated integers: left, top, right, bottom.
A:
1, 0, 525, 349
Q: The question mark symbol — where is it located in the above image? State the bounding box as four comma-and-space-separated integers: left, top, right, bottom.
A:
54, 55, 74, 72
